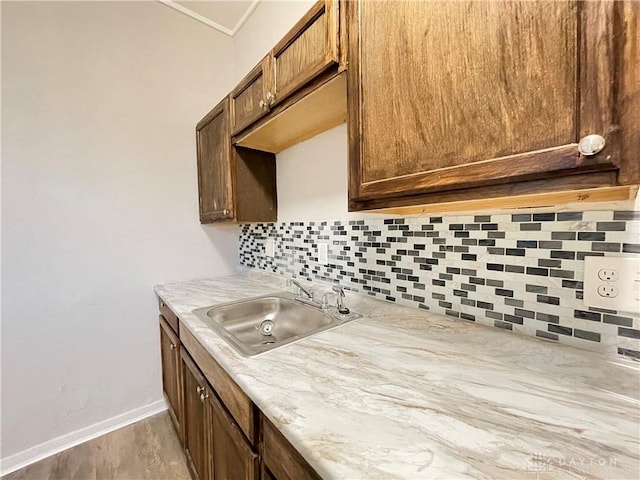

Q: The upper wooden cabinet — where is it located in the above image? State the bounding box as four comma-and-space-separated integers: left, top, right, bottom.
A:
271, 0, 339, 107
197, 96, 277, 224
347, 1, 639, 211
232, 0, 346, 153
200, 0, 636, 218
197, 98, 233, 222
231, 56, 272, 135
198, 1, 345, 221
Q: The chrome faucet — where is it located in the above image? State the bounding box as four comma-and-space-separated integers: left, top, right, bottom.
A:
287, 279, 353, 315
287, 279, 314, 301
288, 279, 330, 309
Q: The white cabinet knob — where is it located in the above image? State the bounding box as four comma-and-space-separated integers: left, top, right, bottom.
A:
578, 134, 605, 156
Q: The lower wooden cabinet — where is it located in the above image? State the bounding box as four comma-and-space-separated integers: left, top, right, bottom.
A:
159, 314, 183, 441
182, 350, 210, 480
158, 297, 321, 480
261, 415, 321, 480
209, 391, 258, 480
182, 346, 259, 480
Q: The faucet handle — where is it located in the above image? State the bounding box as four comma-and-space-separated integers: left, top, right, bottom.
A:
320, 293, 333, 310
286, 279, 299, 295
331, 285, 350, 314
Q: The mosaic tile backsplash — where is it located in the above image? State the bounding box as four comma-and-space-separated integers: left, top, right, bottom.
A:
239, 210, 640, 359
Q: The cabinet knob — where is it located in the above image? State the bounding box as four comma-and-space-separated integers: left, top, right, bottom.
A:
200, 392, 209, 402
196, 386, 205, 394
578, 134, 606, 156
170, 343, 176, 350
222, 209, 230, 215
259, 99, 266, 108
266, 91, 275, 105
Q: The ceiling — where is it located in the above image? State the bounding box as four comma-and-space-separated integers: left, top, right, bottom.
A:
158, 0, 260, 37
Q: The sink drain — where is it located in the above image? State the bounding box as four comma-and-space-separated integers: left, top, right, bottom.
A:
258, 320, 275, 336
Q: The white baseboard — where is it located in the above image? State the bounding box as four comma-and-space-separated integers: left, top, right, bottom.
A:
0, 399, 168, 477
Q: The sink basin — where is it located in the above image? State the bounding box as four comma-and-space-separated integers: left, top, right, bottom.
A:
192, 292, 360, 356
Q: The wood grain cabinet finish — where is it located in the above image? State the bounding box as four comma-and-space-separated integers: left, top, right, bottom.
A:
261, 415, 321, 480
209, 393, 258, 480
159, 298, 180, 334
271, 0, 339, 107
159, 315, 183, 442
196, 98, 234, 222
197, 96, 277, 224
180, 334, 261, 480
347, 0, 639, 210
231, 57, 272, 135
232, 0, 344, 153
182, 350, 210, 480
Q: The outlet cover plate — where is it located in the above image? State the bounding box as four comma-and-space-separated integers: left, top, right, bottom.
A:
265, 238, 275, 258
584, 256, 640, 313
318, 243, 328, 264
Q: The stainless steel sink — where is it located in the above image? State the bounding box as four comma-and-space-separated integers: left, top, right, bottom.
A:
192, 292, 360, 356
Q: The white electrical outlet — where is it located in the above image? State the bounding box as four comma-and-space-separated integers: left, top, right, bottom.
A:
584, 256, 640, 312
598, 269, 620, 282
317, 242, 328, 264
597, 285, 619, 298
265, 238, 275, 258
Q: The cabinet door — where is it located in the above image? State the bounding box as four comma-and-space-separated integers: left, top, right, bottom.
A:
271, 0, 339, 106
348, 1, 621, 207
159, 316, 182, 441
231, 57, 272, 135
261, 416, 321, 480
182, 349, 210, 480
209, 393, 258, 480
196, 97, 234, 223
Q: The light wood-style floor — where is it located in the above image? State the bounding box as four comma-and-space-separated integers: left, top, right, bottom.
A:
3, 412, 191, 480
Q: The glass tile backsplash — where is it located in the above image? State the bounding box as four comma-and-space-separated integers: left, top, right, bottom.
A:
239, 210, 640, 359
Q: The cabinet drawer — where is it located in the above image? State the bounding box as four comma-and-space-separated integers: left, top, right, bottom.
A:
272, 0, 338, 106
158, 297, 179, 334
262, 415, 321, 480
231, 57, 271, 135
180, 324, 257, 443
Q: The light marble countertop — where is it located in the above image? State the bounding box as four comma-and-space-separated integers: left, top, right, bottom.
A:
154, 269, 640, 480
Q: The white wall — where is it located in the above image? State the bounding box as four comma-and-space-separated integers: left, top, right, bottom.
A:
1, 0, 237, 466
277, 123, 363, 221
